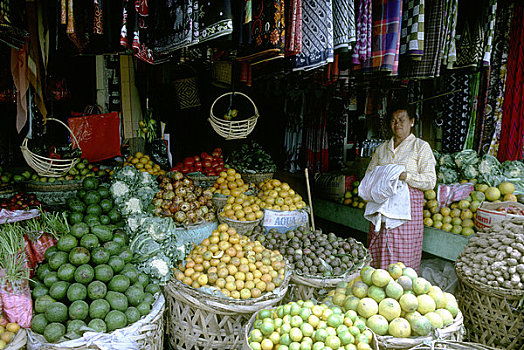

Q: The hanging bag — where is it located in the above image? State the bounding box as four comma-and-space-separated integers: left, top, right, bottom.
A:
173, 64, 201, 110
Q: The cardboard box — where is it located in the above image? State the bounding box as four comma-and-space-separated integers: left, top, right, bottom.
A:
314, 173, 357, 201
474, 201, 524, 230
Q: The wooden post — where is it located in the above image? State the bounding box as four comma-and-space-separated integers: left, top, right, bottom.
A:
304, 168, 315, 232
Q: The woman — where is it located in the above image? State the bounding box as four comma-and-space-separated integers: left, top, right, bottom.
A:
366, 108, 436, 272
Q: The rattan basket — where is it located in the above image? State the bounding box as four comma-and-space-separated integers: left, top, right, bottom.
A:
455, 266, 523, 349
242, 309, 380, 350
374, 312, 465, 349
165, 271, 290, 350
217, 210, 263, 235
212, 195, 229, 212
25, 180, 83, 192
187, 173, 219, 188
20, 118, 81, 177
407, 340, 500, 349
26, 293, 165, 350
208, 92, 259, 140
240, 172, 274, 186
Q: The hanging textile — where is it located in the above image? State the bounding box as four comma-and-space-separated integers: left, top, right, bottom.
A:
440, 0, 458, 68
368, 0, 403, 74
149, 0, 198, 55
327, 97, 348, 169
26, 1, 47, 120
497, 4, 524, 161
285, 0, 303, 56
454, 22, 484, 68
199, 0, 233, 43
120, 0, 154, 63
400, 0, 425, 58
93, 0, 103, 34
237, 0, 285, 62
333, 0, 357, 53
293, 0, 334, 71
439, 71, 471, 153
464, 71, 481, 150
472, 69, 491, 153
10, 46, 29, 133
284, 89, 305, 173
482, 0, 497, 67
352, 0, 372, 65
481, 3, 512, 154
400, 0, 444, 79
303, 90, 329, 172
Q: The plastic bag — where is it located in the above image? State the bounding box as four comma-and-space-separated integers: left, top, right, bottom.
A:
68, 112, 121, 162
146, 139, 170, 169
0, 280, 32, 328
27, 231, 57, 263
420, 258, 458, 294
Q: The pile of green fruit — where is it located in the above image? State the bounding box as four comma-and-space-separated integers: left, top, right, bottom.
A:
30, 225, 161, 343
325, 263, 459, 339
248, 300, 374, 350
227, 141, 276, 174
67, 177, 121, 227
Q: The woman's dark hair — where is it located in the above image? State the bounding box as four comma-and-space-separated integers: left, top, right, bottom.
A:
388, 104, 417, 122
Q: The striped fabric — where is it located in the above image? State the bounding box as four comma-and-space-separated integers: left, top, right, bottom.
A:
369, 0, 403, 74
497, 4, 524, 161
482, 0, 498, 67
368, 187, 425, 272
441, 0, 458, 68
400, 0, 425, 57
333, 0, 357, 51
352, 0, 373, 64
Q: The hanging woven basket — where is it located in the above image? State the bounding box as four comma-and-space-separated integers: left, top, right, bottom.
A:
20, 118, 81, 177
208, 92, 259, 140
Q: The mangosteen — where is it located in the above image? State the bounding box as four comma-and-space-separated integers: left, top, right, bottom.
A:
305, 257, 313, 267
286, 231, 295, 239
303, 248, 311, 255
287, 247, 294, 255
302, 267, 310, 275
291, 242, 300, 250
269, 238, 277, 246
341, 256, 350, 264
294, 253, 302, 261
343, 242, 351, 250
310, 266, 318, 274
333, 267, 342, 276
296, 261, 305, 269
331, 258, 340, 267
325, 257, 332, 264
332, 241, 340, 249
338, 248, 345, 255
351, 249, 358, 257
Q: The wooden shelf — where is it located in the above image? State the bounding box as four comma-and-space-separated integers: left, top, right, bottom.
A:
312, 198, 470, 261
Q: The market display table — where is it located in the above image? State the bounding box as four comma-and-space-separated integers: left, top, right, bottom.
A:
312, 198, 470, 261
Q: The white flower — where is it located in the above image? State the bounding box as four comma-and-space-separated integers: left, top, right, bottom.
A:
151, 259, 169, 276
110, 181, 130, 197
124, 197, 142, 214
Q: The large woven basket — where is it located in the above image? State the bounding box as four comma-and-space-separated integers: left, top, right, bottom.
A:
240, 172, 274, 186
455, 266, 523, 349
242, 309, 380, 350
208, 92, 259, 140
187, 173, 219, 188
217, 211, 263, 235
212, 195, 229, 212
5, 328, 27, 350
26, 293, 165, 350
165, 271, 290, 350
20, 118, 81, 177
25, 180, 83, 192
374, 312, 465, 349
407, 340, 500, 349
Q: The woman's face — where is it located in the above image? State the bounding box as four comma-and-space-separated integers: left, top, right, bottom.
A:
390, 110, 413, 140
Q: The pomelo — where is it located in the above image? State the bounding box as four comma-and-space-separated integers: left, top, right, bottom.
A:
402, 268, 418, 281
417, 295, 436, 314
412, 278, 430, 295
424, 312, 443, 329
410, 315, 432, 336
344, 296, 361, 311
351, 281, 369, 299
428, 288, 447, 309
366, 315, 389, 336
385, 280, 404, 300
498, 182, 515, 195
399, 294, 418, 313
470, 191, 485, 202
368, 285, 386, 303
357, 298, 378, 318
504, 194, 518, 202
387, 263, 403, 280
475, 183, 489, 192
435, 308, 454, 326
378, 298, 401, 322
371, 269, 391, 288
397, 276, 412, 291
485, 187, 501, 201
403, 311, 422, 324
360, 266, 375, 286
388, 318, 411, 338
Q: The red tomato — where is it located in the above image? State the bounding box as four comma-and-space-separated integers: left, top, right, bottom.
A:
193, 155, 201, 162
194, 161, 202, 167
208, 171, 217, 176
183, 157, 194, 166
194, 165, 203, 172
218, 159, 225, 166
181, 167, 190, 174
201, 152, 210, 159
203, 160, 212, 168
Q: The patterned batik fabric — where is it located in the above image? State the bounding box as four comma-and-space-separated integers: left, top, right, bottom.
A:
120, 0, 157, 64
400, 0, 425, 58
199, 0, 233, 43
333, 0, 357, 52
352, 0, 372, 65
237, 0, 286, 62
285, 0, 303, 56
368, 187, 424, 272
482, 3, 512, 154
464, 71, 481, 150
440, 71, 471, 153
497, 4, 524, 161
149, 0, 198, 55
368, 0, 403, 74
482, 0, 497, 67
401, 0, 445, 79
293, 0, 334, 71
455, 20, 485, 68
441, 0, 458, 68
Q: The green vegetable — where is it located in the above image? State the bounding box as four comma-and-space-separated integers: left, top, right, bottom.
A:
501, 160, 524, 179
453, 149, 479, 169
437, 167, 458, 184
227, 141, 276, 173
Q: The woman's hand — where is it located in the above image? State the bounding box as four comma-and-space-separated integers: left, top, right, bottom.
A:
399, 172, 407, 181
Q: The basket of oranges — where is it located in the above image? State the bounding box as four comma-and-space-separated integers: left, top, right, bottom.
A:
210, 168, 254, 212
217, 193, 265, 235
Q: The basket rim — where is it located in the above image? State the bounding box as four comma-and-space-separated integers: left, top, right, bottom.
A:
217, 209, 263, 225
455, 265, 524, 299
23, 117, 82, 153
210, 91, 259, 120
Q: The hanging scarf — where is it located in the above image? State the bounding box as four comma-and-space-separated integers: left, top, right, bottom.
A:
482, 0, 497, 67
440, 0, 458, 68
333, 0, 357, 52
400, 0, 445, 79
481, 3, 512, 154
400, 0, 425, 58
199, 0, 233, 43
293, 0, 334, 71
464, 71, 481, 150
497, 4, 524, 161
10, 46, 29, 133
285, 0, 302, 56
368, 0, 403, 75
26, 2, 47, 120
93, 0, 103, 34
284, 89, 305, 173
120, 0, 158, 64
352, 0, 372, 65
